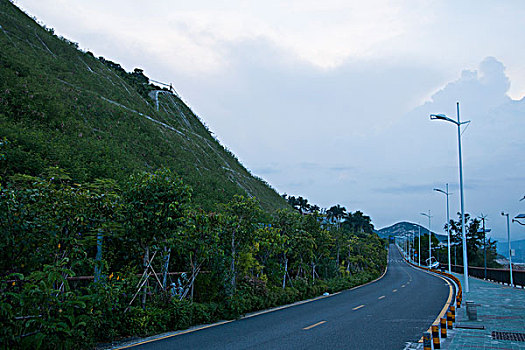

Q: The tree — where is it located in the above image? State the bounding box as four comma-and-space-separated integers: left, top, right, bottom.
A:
285, 195, 310, 214
446, 213, 499, 267
296, 196, 310, 214
272, 209, 301, 288
301, 213, 332, 281
122, 168, 191, 306
181, 209, 221, 300
84, 178, 122, 283
310, 204, 320, 213
326, 204, 346, 224
219, 195, 263, 294
326, 204, 347, 269
344, 211, 374, 235
413, 233, 440, 265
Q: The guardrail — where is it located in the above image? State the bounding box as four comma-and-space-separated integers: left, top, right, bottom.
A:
451, 265, 525, 288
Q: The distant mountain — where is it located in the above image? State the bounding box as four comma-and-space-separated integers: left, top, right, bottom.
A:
496, 239, 525, 264
377, 221, 448, 242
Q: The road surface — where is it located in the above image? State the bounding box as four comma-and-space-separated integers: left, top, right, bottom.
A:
124, 244, 450, 349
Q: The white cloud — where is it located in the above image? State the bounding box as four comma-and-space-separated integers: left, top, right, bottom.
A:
12, 0, 525, 240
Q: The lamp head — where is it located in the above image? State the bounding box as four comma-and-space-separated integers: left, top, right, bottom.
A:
430, 113, 458, 125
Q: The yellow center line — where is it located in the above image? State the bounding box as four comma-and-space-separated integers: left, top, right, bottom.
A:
393, 289, 398, 292
303, 320, 326, 330
352, 304, 365, 310
378, 296, 385, 300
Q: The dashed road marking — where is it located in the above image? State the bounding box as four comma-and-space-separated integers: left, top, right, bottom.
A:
303, 321, 326, 330
378, 296, 385, 300
353, 305, 365, 310
393, 289, 398, 293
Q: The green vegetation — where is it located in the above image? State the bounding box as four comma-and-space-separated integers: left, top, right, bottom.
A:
1, 170, 387, 349
0, 1, 388, 348
410, 214, 499, 268
0, 0, 286, 212
443, 213, 499, 268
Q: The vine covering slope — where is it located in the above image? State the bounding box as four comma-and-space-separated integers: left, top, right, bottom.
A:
0, 0, 287, 211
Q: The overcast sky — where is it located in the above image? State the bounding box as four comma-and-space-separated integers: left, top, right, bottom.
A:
15, 0, 525, 241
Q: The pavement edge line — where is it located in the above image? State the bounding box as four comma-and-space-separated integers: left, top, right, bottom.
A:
395, 245, 455, 344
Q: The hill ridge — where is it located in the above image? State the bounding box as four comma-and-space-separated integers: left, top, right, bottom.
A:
378, 221, 447, 242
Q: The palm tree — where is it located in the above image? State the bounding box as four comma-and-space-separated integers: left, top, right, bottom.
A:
287, 195, 298, 209
296, 196, 310, 215
310, 204, 320, 213
326, 204, 347, 270
349, 210, 373, 234
327, 204, 346, 224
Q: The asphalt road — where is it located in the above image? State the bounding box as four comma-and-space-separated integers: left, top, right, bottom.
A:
125, 244, 450, 349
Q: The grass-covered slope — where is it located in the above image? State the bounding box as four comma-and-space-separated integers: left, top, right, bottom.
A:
0, 0, 287, 210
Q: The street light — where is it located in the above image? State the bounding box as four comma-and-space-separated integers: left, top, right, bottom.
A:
406, 232, 410, 260
502, 212, 514, 287
420, 211, 432, 266
513, 214, 525, 226
410, 230, 415, 262
430, 102, 471, 292
418, 223, 421, 266
434, 184, 452, 274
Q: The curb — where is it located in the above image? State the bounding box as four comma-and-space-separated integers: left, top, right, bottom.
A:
110, 257, 390, 349
396, 245, 462, 349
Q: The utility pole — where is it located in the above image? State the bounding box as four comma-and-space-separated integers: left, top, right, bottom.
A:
418, 223, 421, 266
420, 211, 432, 265
502, 212, 514, 287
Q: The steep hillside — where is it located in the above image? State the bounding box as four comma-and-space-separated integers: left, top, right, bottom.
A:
0, 0, 287, 210
378, 221, 447, 242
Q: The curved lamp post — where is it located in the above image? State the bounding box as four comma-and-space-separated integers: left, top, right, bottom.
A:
430, 102, 471, 292
434, 185, 452, 274
420, 211, 432, 266
513, 214, 525, 226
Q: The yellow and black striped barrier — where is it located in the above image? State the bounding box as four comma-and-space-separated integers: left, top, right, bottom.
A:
447, 310, 453, 329
423, 332, 432, 350
431, 325, 441, 349
449, 305, 456, 323
397, 246, 463, 349
440, 317, 447, 338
